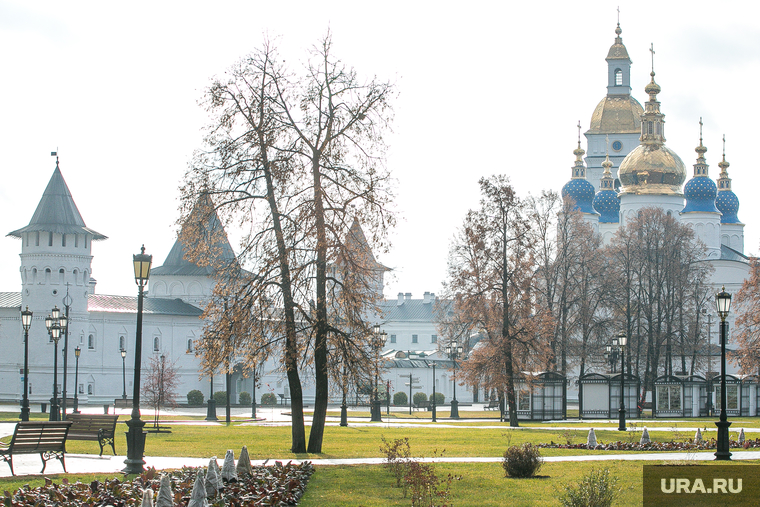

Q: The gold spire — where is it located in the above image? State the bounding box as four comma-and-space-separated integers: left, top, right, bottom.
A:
640, 44, 665, 148
693, 118, 708, 177
572, 121, 586, 179
718, 134, 731, 190
599, 135, 615, 190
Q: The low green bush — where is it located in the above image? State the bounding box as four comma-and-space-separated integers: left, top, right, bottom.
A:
430, 392, 445, 405
502, 443, 543, 478
261, 392, 278, 405
213, 390, 228, 406
557, 467, 620, 507
393, 391, 408, 406
412, 392, 428, 406
239, 391, 252, 405
186, 389, 204, 406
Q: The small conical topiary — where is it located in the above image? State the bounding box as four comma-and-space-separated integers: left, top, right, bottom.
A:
694, 428, 703, 443
640, 427, 651, 445
155, 474, 173, 507
140, 488, 154, 507
188, 471, 209, 507
739, 428, 746, 444
221, 449, 238, 482
237, 446, 253, 478
587, 428, 597, 448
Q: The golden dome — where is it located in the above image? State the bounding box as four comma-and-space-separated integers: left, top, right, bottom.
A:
588, 95, 644, 134
618, 144, 686, 196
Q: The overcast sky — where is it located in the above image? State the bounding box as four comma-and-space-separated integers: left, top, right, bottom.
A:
1, 1, 759, 302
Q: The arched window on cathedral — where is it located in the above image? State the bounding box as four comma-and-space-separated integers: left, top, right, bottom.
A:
62, 234, 66, 247
648, 122, 654, 135
88, 334, 95, 350
187, 339, 193, 353
615, 68, 622, 86
153, 336, 160, 352
119, 335, 126, 351
59, 268, 65, 285
48, 232, 53, 246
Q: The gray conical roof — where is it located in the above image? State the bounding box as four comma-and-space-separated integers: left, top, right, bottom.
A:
346, 218, 389, 272
8, 162, 106, 239
151, 195, 237, 276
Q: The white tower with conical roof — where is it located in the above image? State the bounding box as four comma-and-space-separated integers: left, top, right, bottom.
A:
6, 157, 106, 403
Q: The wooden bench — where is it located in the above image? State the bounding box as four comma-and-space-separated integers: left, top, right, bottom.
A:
485, 400, 500, 411
413, 400, 430, 411
66, 413, 119, 456
0, 421, 71, 475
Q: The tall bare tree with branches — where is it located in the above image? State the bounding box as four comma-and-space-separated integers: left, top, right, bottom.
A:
443, 176, 552, 426
181, 33, 394, 453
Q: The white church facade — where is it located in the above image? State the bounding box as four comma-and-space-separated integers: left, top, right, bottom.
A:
561, 22, 749, 295
0, 22, 750, 417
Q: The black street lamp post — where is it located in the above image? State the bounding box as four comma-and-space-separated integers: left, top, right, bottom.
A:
206, 371, 217, 421
431, 362, 437, 422
124, 246, 152, 475
370, 325, 386, 422
702, 309, 714, 416
614, 332, 627, 431
251, 366, 258, 419
604, 344, 619, 373
20, 306, 33, 421
45, 306, 67, 422
121, 349, 127, 400
73, 346, 81, 414
340, 363, 348, 427
715, 286, 732, 461
61, 290, 72, 419
444, 341, 463, 419
225, 368, 231, 424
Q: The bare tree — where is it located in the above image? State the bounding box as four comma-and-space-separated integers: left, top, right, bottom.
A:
732, 257, 760, 374
182, 33, 394, 453
142, 354, 179, 429
606, 207, 711, 403
444, 176, 552, 426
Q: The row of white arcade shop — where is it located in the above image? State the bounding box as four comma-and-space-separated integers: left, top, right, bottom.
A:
579, 373, 760, 419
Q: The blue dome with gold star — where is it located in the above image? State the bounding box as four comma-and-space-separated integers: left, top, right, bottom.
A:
716, 190, 739, 223
593, 188, 620, 223
682, 177, 718, 213
562, 178, 596, 214
715, 149, 740, 223
682, 135, 719, 213
562, 133, 598, 215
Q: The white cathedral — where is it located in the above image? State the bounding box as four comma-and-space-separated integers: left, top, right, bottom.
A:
0, 22, 750, 414
561, 23, 749, 294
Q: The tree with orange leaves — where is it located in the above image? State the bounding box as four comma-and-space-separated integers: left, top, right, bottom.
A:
732, 257, 760, 374
443, 176, 553, 427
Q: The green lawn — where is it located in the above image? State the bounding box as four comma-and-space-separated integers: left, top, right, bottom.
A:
3, 411, 759, 505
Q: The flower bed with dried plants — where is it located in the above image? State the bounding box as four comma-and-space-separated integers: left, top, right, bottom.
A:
379, 436, 461, 507
2, 460, 314, 507
538, 438, 759, 451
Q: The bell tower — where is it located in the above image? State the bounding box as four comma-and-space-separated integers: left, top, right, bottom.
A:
7, 156, 107, 377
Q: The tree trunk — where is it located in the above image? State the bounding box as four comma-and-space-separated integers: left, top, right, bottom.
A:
308, 154, 329, 454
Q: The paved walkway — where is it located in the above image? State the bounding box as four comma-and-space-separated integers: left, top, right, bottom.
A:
2, 403, 757, 478
3, 450, 760, 478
